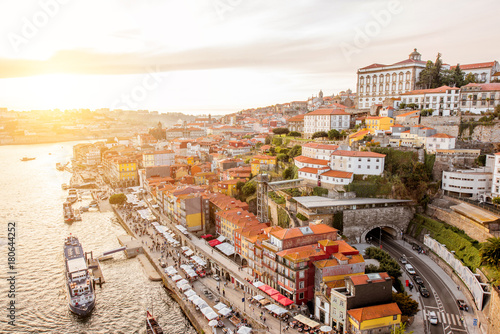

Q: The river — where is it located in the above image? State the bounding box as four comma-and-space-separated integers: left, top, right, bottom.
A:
0, 141, 196, 334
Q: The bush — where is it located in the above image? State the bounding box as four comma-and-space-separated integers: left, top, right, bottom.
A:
289, 131, 301, 137
269, 192, 286, 204
109, 193, 127, 205
312, 131, 328, 139
312, 186, 328, 196
296, 213, 308, 221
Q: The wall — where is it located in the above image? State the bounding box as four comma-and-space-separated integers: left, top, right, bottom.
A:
419, 116, 500, 143
342, 206, 414, 243
426, 204, 492, 243
487, 289, 500, 334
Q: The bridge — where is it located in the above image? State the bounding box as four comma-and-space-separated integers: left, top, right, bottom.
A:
267, 178, 303, 191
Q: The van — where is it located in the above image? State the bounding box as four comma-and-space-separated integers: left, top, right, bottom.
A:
405, 264, 416, 275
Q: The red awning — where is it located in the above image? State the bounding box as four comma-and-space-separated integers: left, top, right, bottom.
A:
201, 234, 213, 239
272, 293, 285, 301
258, 284, 272, 293
278, 297, 293, 306
209, 239, 222, 247
266, 288, 279, 296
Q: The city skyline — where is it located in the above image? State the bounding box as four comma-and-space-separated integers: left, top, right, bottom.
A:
1, 0, 499, 115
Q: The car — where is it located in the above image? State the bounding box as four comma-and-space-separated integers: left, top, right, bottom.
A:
419, 286, 430, 298
428, 311, 438, 325
405, 264, 416, 275
213, 274, 221, 281
196, 269, 206, 278
457, 299, 468, 311
414, 275, 424, 286
400, 257, 408, 264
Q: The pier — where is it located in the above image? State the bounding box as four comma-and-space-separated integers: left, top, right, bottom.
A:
86, 251, 105, 286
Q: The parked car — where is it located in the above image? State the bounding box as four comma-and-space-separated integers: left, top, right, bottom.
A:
196, 269, 206, 278
213, 274, 221, 281
457, 299, 468, 311
405, 264, 416, 275
400, 257, 407, 264
419, 286, 430, 298
428, 311, 438, 325
414, 275, 424, 286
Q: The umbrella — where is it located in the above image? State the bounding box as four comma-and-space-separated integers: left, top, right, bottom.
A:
237, 326, 252, 334
252, 295, 264, 301
188, 294, 198, 301
218, 307, 232, 316
320, 325, 332, 332
208, 320, 218, 327
171, 274, 182, 282
184, 289, 196, 297
180, 283, 191, 291
214, 302, 228, 311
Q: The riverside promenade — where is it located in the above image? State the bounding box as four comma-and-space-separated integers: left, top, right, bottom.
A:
112, 203, 303, 334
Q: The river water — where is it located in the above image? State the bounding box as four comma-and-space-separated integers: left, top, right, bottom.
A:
0, 141, 196, 334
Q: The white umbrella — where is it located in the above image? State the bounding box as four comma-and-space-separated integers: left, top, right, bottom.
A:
252, 295, 264, 301
237, 326, 252, 334
320, 325, 332, 332
214, 302, 227, 311
184, 289, 196, 297
208, 320, 218, 327
218, 307, 232, 317
171, 274, 182, 282
180, 283, 191, 291
188, 294, 198, 301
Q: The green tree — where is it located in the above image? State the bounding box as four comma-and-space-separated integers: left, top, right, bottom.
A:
109, 193, 127, 205
288, 131, 301, 137
277, 153, 288, 162
465, 73, 477, 84
311, 131, 328, 139
265, 136, 271, 145
492, 197, 500, 205
241, 182, 257, 196
392, 293, 419, 317
391, 322, 414, 334
328, 129, 341, 140
273, 137, 283, 146
417, 60, 434, 89
272, 127, 290, 136
269, 147, 276, 155
288, 145, 302, 158
453, 64, 466, 87
282, 166, 294, 179
481, 237, 500, 267
236, 181, 245, 192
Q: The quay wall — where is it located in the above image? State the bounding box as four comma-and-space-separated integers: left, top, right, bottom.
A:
112, 206, 207, 334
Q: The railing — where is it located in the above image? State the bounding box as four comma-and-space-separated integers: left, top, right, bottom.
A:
445, 194, 500, 216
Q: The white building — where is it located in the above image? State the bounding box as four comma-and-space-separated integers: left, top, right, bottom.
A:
294, 156, 330, 169
492, 153, 500, 198
142, 150, 175, 167
459, 83, 500, 114
85, 146, 101, 166
302, 143, 340, 160
400, 86, 460, 116
357, 49, 435, 110
442, 168, 492, 199
425, 133, 456, 153
320, 170, 354, 186
451, 61, 500, 83
303, 108, 350, 138
330, 151, 385, 176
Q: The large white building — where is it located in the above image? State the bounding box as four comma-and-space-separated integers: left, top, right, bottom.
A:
492, 153, 500, 198
424, 133, 456, 153
303, 108, 350, 138
357, 49, 433, 110
330, 151, 385, 176
400, 86, 460, 116
302, 143, 339, 160
442, 168, 492, 199
459, 83, 500, 114
451, 61, 500, 83
142, 150, 175, 167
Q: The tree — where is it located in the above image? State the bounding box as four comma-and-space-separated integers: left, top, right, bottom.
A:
273, 137, 283, 146
236, 181, 245, 192
241, 182, 256, 197
391, 322, 414, 334
265, 136, 271, 145
277, 153, 288, 162
272, 127, 290, 136
288, 131, 301, 137
392, 293, 420, 317
288, 145, 302, 159
453, 64, 466, 88
481, 237, 500, 267
328, 129, 341, 140
282, 166, 294, 179
109, 193, 127, 205
465, 73, 477, 84
492, 197, 500, 205
311, 131, 328, 139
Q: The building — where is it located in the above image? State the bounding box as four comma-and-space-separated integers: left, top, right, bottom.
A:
251, 155, 277, 175
451, 61, 500, 83
330, 151, 385, 176
302, 143, 339, 160
287, 114, 305, 132
459, 83, 500, 114
176, 193, 210, 233
347, 303, 401, 334
215, 179, 245, 197
206, 193, 249, 235
142, 150, 175, 167
348, 130, 371, 145
491, 153, 500, 198
216, 208, 260, 245
394, 110, 420, 126
400, 86, 460, 116
442, 168, 492, 199
364, 116, 394, 134
424, 133, 456, 153
303, 108, 350, 138
330, 272, 393, 333
357, 49, 430, 110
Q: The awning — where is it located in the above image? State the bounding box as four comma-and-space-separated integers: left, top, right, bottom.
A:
259, 299, 271, 305
218, 307, 232, 317
184, 289, 196, 297
209, 239, 222, 247
213, 302, 228, 311
171, 274, 182, 282
215, 242, 235, 256
278, 297, 293, 306
201, 234, 213, 239
191, 255, 207, 267
217, 235, 226, 242
237, 326, 252, 334
258, 284, 272, 293
272, 293, 285, 301
266, 288, 279, 296
185, 249, 194, 257
176, 279, 189, 287
252, 295, 264, 301
252, 281, 264, 288
294, 314, 320, 328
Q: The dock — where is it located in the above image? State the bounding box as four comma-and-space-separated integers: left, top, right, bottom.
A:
137, 254, 162, 281
117, 235, 143, 258
86, 253, 105, 286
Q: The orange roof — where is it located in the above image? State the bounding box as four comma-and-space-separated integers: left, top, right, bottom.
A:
288, 114, 305, 122
401, 85, 459, 95
299, 167, 330, 174
294, 156, 329, 166
349, 130, 370, 138
396, 110, 420, 117
276, 244, 326, 262
271, 224, 337, 240
252, 155, 277, 160
348, 303, 401, 323
321, 170, 353, 179
350, 272, 390, 285
430, 133, 454, 138
303, 143, 339, 150
306, 108, 349, 116
451, 62, 496, 70
462, 83, 500, 91
332, 150, 385, 158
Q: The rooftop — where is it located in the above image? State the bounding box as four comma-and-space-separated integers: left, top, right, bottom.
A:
293, 196, 412, 209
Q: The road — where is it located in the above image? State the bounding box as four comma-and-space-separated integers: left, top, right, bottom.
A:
381, 237, 468, 334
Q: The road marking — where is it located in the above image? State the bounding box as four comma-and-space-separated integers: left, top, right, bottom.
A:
450, 313, 456, 326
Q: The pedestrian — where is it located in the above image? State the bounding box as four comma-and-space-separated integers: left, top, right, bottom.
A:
223, 289, 225, 297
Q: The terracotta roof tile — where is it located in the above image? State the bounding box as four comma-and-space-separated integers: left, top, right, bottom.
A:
348, 303, 401, 323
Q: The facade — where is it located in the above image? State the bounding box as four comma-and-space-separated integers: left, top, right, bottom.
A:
492, 153, 500, 198
330, 151, 385, 176
442, 168, 492, 199
357, 49, 429, 110
302, 143, 339, 160
400, 86, 460, 116
424, 133, 456, 153
216, 179, 244, 197
347, 303, 401, 334
364, 116, 394, 134
451, 61, 500, 83
142, 150, 175, 167
303, 108, 350, 138
394, 110, 420, 126
250, 155, 277, 175
287, 114, 305, 132
459, 83, 500, 114
348, 130, 371, 145
216, 208, 260, 245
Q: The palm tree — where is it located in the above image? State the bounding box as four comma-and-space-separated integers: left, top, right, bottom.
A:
486, 97, 491, 113
481, 237, 500, 267
468, 94, 473, 114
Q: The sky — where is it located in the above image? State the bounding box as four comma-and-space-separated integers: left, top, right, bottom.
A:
1, 0, 499, 115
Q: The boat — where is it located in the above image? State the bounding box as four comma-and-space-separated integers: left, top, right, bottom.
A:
146, 311, 163, 334
63, 202, 75, 223
67, 189, 78, 203
62, 183, 70, 190
74, 209, 82, 221
20, 157, 36, 161
64, 235, 95, 316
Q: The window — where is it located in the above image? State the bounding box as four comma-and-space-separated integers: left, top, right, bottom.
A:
299, 292, 304, 300
299, 281, 304, 289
